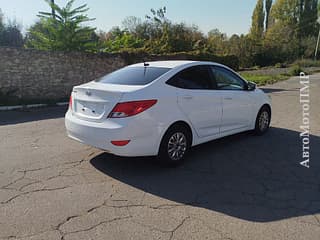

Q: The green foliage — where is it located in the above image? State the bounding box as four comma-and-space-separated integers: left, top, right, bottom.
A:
102, 29, 145, 52
3, 1, 320, 70
268, 0, 318, 38
294, 59, 320, 67
25, 0, 97, 51
260, 0, 320, 65
101, 7, 205, 55
176, 52, 239, 70
250, 0, 265, 41
299, 0, 318, 37
118, 50, 240, 70
241, 72, 289, 85
206, 29, 228, 55
289, 64, 305, 76
275, 62, 287, 68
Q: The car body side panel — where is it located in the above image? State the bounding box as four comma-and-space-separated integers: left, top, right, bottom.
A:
175, 88, 223, 138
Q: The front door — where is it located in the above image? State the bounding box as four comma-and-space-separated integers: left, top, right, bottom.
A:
210, 66, 253, 134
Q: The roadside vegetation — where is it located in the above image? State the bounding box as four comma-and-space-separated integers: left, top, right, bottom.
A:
241, 59, 320, 85
240, 72, 289, 85
1, 0, 320, 81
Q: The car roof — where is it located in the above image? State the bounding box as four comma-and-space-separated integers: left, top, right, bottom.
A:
129, 60, 195, 68
128, 60, 229, 70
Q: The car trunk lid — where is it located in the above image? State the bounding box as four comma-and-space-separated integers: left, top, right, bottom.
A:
72, 82, 143, 122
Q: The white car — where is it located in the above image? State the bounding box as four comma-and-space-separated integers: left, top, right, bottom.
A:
65, 61, 271, 165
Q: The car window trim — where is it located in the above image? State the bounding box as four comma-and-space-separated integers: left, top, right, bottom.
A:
96, 66, 171, 86
166, 65, 216, 90
211, 66, 248, 91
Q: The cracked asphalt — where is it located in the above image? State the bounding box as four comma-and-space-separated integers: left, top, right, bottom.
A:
0, 73, 319, 240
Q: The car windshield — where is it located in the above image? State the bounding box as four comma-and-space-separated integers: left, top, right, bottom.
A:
95, 66, 171, 85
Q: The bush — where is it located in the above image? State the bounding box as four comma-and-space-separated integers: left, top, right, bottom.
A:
173, 52, 240, 70
118, 50, 240, 70
275, 62, 287, 68
241, 73, 289, 86
289, 65, 304, 76
293, 59, 320, 68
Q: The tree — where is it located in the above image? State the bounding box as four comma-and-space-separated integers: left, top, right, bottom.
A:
0, 9, 24, 47
50, 0, 55, 18
250, 0, 265, 41
265, 0, 273, 30
145, 7, 168, 25
0, 22, 24, 47
264, 0, 301, 62
145, 6, 169, 41
265, 0, 319, 59
25, 0, 97, 51
102, 27, 144, 52
270, 0, 300, 26
207, 29, 228, 55
157, 23, 204, 53
299, 0, 318, 37
0, 9, 3, 31
122, 16, 142, 34
99, 7, 206, 54
0, 9, 4, 42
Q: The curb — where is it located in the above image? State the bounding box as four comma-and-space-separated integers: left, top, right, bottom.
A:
0, 102, 68, 111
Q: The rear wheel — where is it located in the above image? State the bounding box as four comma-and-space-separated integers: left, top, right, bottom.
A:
254, 106, 271, 135
158, 125, 191, 166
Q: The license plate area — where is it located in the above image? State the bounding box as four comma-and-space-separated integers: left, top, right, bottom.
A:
75, 100, 105, 118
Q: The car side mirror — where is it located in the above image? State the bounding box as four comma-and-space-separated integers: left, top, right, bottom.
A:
247, 81, 256, 91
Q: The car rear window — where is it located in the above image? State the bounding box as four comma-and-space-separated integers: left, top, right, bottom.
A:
95, 66, 171, 85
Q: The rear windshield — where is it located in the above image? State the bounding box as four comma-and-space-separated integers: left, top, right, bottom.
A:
95, 66, 171, 85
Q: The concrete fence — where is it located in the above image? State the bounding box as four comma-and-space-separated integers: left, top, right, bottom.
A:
0, 47, 239, 106
0, 47, 127, 105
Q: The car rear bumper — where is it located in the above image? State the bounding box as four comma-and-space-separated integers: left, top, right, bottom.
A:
65, 110, 160, 157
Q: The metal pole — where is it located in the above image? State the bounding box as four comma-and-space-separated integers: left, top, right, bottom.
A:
315, 18, 320, 61
315, 29, 320, 61
51, 0, 55, 19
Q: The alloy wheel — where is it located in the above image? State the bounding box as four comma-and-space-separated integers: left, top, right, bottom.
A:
259, 111, 269, 131
167, 132, 187, 161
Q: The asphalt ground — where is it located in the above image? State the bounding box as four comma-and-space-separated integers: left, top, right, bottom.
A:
0, 73, 319, 240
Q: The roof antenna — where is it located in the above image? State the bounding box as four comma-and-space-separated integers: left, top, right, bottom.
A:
143, 59, 149, 67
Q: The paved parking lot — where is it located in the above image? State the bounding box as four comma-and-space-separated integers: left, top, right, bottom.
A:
0, 74, 319, 240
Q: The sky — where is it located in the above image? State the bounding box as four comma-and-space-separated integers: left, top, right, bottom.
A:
0, 0, 257, 36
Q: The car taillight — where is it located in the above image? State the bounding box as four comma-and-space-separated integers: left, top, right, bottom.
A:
108, 100, 157, 118
69, 95, 72, 110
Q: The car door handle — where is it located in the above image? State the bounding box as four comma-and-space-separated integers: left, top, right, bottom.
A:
224, 97, 233, 100
183, 95, 193, 100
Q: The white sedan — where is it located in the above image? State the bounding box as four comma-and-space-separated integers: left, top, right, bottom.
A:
65, 61, 271, 165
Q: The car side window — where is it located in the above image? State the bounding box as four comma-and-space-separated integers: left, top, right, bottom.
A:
211, 66, 246, 90
167, 66, 212, 90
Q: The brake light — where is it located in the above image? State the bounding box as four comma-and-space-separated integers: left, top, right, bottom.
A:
69, 95, 73, 110
108, 100, 157, 118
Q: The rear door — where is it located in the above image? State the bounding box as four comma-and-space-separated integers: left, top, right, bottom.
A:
167, 66, 223, 138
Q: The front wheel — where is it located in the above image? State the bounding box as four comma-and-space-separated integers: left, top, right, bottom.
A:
254, 106, 271, 135
158, 125, 191, 166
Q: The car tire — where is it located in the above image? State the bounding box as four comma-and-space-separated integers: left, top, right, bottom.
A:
158, 125, 191, 166
254, 106, 271, 135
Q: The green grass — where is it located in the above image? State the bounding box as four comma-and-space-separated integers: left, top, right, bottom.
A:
240, 73, 289, 86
